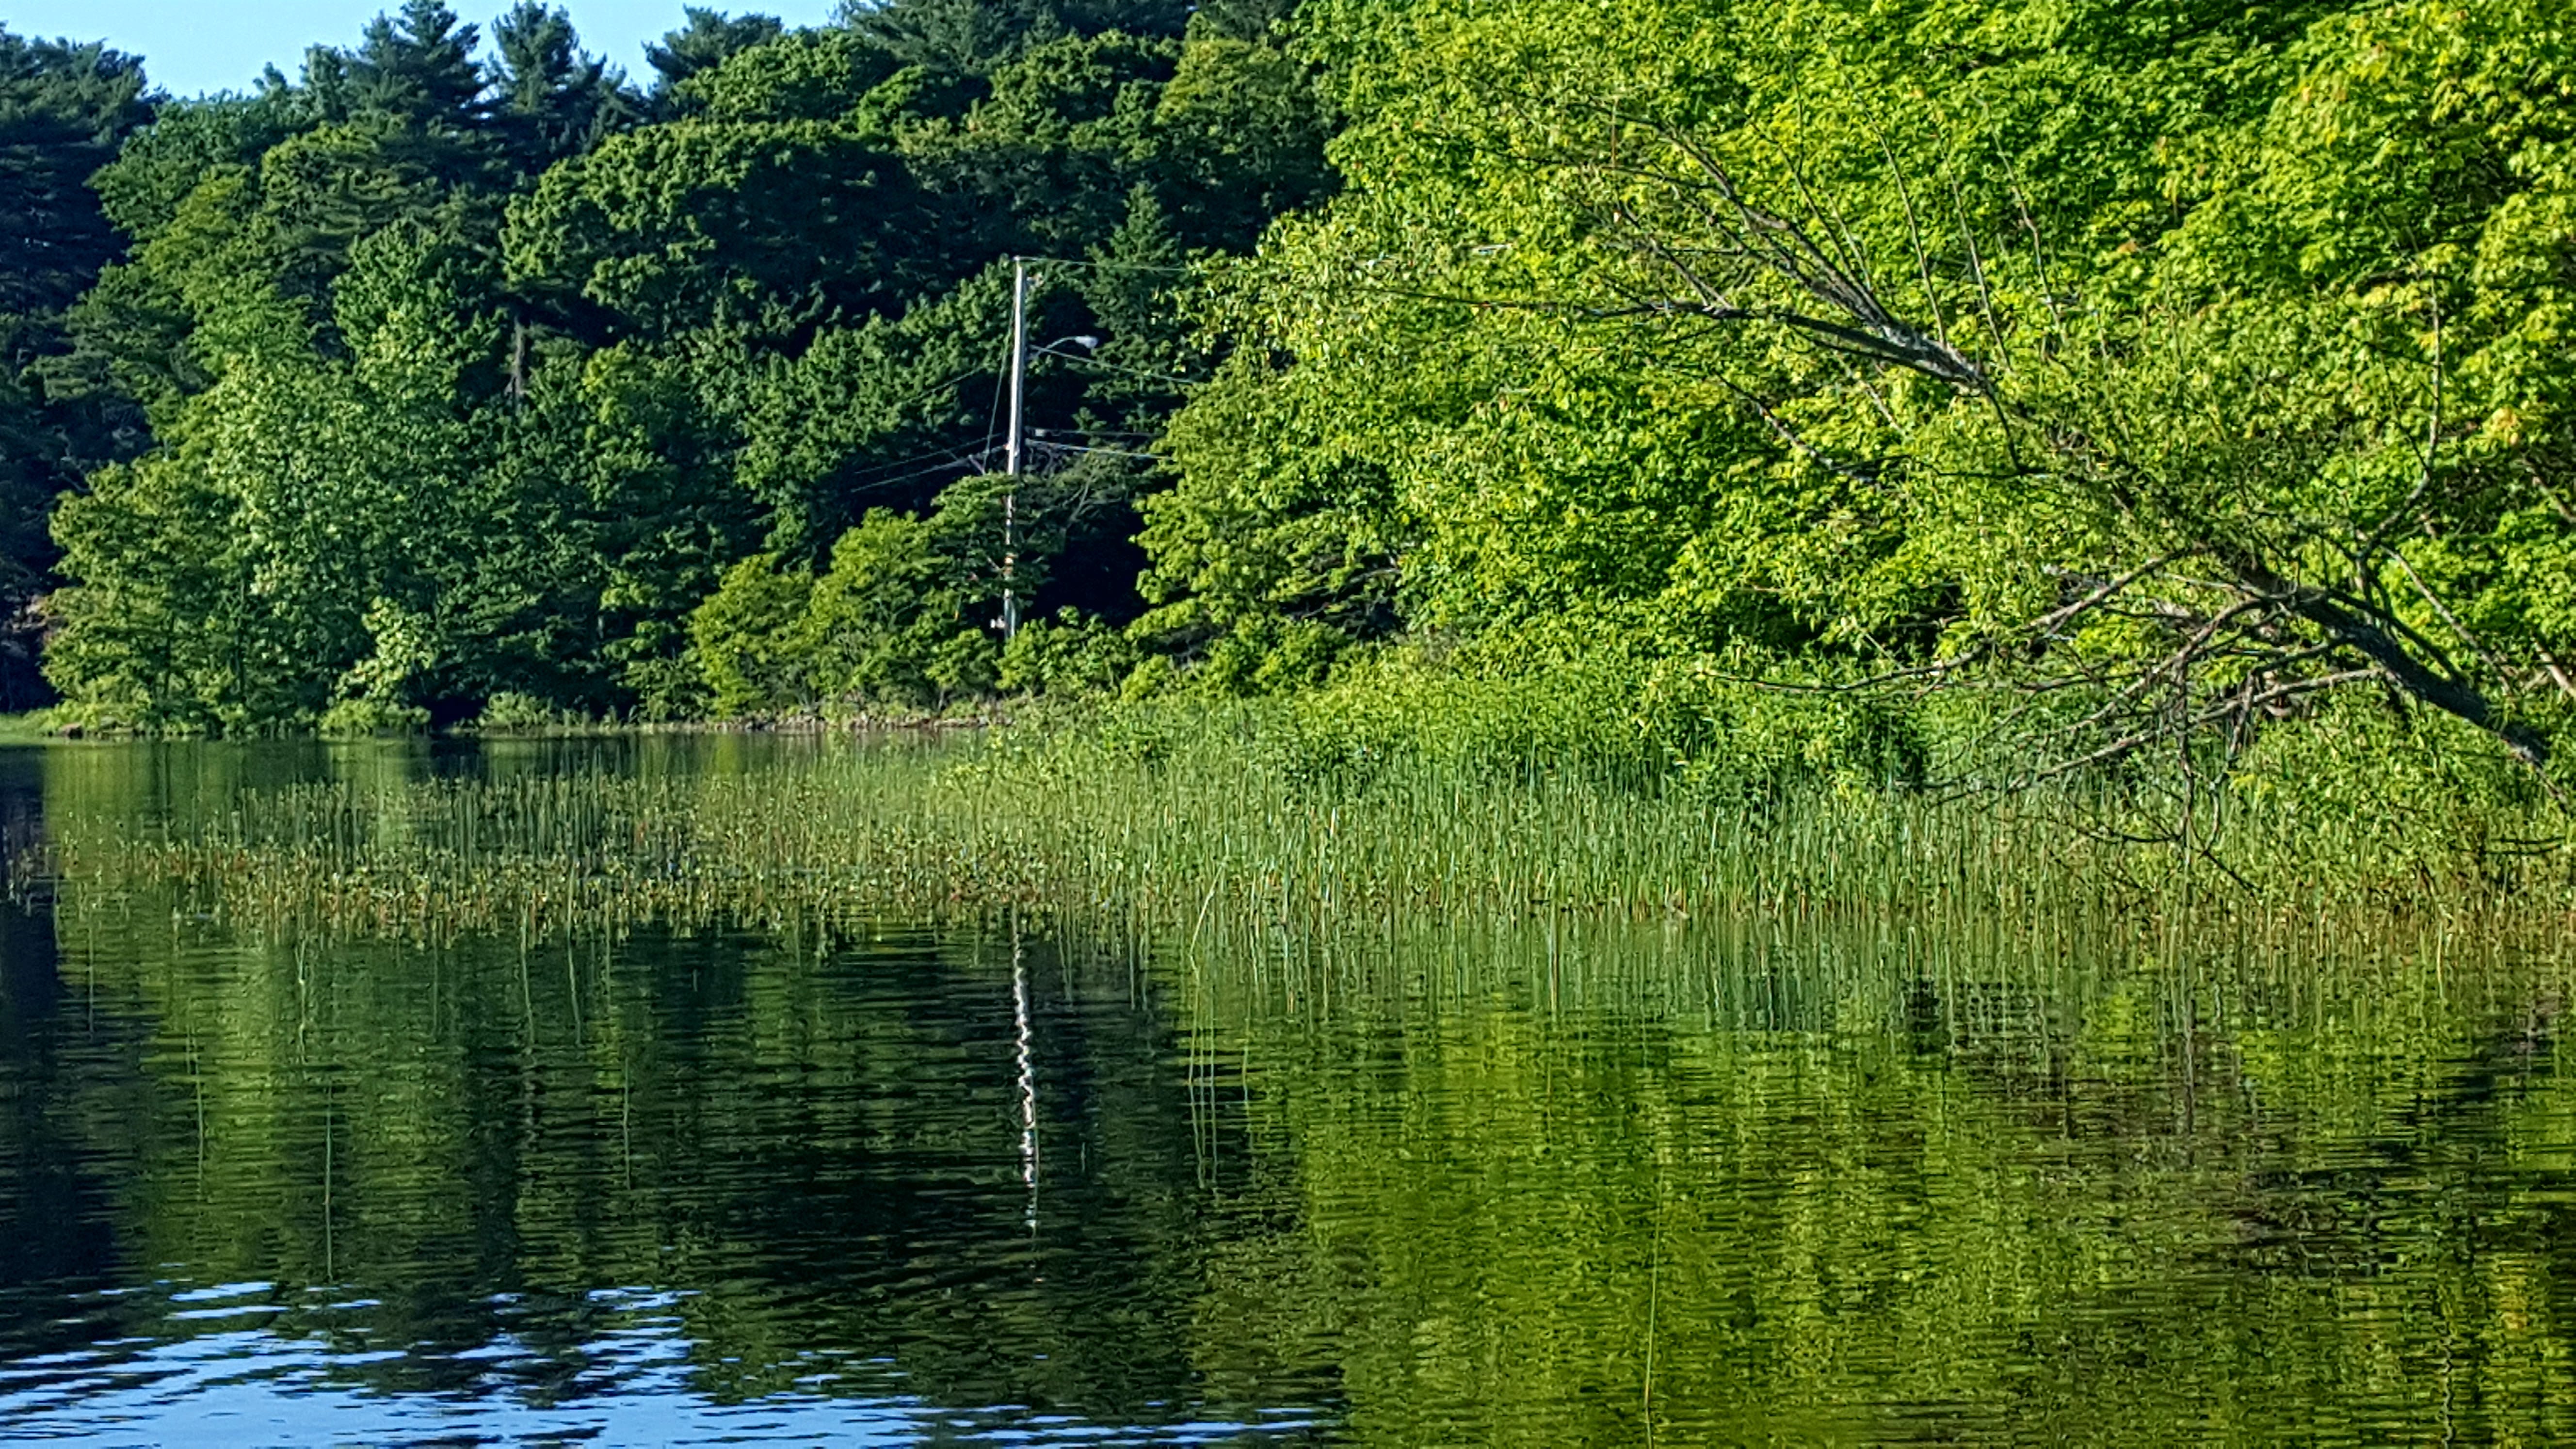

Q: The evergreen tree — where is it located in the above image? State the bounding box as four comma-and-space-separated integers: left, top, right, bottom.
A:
346, 0, 485, 130
644, 8, 784, 111
489, 3, 632, 169
0, 28, 152, 708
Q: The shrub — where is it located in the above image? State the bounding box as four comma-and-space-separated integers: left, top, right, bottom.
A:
689, 554, 817, 717
1000, 609, 1138, 696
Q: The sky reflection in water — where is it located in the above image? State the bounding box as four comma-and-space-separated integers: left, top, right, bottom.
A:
2, 739, 2575, 1446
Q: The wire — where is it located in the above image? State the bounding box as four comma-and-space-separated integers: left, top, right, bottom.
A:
771, 361, 1004, 498
881, 364, 993, 417
1038, 443, 1169, 462
1033, 345, 1201, 386
842, 452, 1000, 499
825, 267, 1184, 508
981, 336, 1010, 478
831, 441, 992, 491
1012, 255, 1198, 274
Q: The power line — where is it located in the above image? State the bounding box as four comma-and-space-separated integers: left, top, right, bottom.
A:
980, 340, 1010, 480
845, 454, 998, 498
880, 363, 995, 417
833, 441, 993, 491
1011, 254, 1197, 274
1031, 344, 1202, 386
1037, 443, 1169, 462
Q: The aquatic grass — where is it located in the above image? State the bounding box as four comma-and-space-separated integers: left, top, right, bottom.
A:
25, 704, 2576, 957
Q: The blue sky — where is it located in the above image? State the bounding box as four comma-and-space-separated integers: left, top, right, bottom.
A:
1, 0, 842, 97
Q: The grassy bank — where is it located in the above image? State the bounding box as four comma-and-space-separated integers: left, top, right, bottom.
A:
23, 677, 2576, 954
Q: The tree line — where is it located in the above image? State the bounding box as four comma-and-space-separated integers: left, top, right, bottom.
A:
0, 0, 1322, 730
1, 0, 2570, 789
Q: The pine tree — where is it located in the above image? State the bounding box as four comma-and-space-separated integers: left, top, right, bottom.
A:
644, 8, 784, 109
348, 0, 484, 130
489, 3, 632, 168
0, 28, 152, 707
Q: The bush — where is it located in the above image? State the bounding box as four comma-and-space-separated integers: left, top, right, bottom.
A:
474, 691, 581, 732
317, 698, 430, 736
689, 554, 817, 717
623, 649, 711, 723
690, 512, 1038, 716
804, 512, 947, 707
1195, 617, 1348, 696
1000, 609, 1138, 696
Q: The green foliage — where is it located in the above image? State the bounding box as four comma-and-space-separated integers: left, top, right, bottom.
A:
504, 119, 907, 334
1000, 606, 1137, 694
690, 551, 815, 716
0, 32, 152, 321
1124, 0, 2576, 803
488, 3, 634, 166
692, 505, 1048, 715
43, 696, 2576, 945
16, 0, 2576, 859
31, 1, 1331, 732
804, 509, 957, 705
0, 27, 154, 706
676, 26, 897, 122
470, 688, 581, 731
645, 9, 787, 109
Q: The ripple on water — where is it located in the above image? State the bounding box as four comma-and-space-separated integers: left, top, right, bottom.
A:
5, 740, 2576, 1445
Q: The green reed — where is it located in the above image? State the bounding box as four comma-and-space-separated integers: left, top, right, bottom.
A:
27, 705, 2576, 956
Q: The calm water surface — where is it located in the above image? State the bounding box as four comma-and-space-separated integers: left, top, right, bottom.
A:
2, 739, 2575, 1445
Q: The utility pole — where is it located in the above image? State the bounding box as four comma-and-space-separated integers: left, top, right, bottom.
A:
1002, 257, 1029, 641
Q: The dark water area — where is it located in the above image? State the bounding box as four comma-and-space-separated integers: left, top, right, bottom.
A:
3, 741, 2576, 1445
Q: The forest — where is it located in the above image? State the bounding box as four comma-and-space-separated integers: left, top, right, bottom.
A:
8, 4, 2576, 1427
0, 0, 2571, 797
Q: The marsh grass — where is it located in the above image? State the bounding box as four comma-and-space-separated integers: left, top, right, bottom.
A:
26, 701, 2576, 962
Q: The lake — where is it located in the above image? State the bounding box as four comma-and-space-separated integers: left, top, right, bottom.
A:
2, 737, 2574, 1445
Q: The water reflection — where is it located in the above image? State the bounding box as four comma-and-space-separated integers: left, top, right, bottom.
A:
0, 740, 2573, 1445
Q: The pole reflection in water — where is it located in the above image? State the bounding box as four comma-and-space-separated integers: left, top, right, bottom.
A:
1014, 928, 1040, 1230
0, 737, 2575, 1447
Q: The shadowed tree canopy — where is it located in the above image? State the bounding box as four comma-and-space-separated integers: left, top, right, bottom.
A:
0, 27, 153, 708
349, 0, 487, 128
841, 0, 1194, 73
